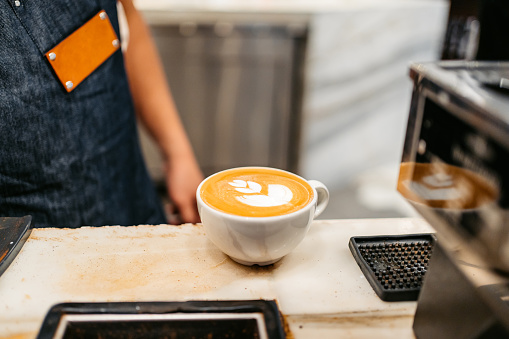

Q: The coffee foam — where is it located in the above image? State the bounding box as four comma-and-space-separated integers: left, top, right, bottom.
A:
200, 168, 314, 217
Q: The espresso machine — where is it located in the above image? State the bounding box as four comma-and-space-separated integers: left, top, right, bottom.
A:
398, 60, 509, 338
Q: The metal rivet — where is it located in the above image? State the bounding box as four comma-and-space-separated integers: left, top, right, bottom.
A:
112, 39, 119, 48
48, 52, 56, 61
99, 12, 107, 20
14, 0, 20, 7
66, 81, 74, 90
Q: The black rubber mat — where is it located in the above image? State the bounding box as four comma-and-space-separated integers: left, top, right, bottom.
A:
349, 233, 436, 301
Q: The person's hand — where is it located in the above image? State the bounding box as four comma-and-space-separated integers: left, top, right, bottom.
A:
164, 156, 203, 224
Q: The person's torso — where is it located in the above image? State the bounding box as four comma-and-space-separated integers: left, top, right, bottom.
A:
0, 0, 165, 227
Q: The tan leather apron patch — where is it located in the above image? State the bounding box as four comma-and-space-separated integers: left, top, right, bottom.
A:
45, 10, 120, 93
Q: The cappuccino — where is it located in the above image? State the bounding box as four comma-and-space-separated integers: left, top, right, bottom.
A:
199, 167, 314, 217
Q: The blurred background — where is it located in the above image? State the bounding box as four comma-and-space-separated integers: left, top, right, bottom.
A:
133, 0, 488, 220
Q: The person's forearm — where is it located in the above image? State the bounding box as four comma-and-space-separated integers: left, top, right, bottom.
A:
119, 0, 195, 163
119, 0, 203, 223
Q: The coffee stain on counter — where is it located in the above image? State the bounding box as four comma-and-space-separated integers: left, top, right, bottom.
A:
211, 257, 228, 268
46, 224, 278, 301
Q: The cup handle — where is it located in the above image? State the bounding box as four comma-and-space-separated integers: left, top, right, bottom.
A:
308, 180, 329, 218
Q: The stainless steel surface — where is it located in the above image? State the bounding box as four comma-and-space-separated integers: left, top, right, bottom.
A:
401, 61, 509, 271
409, 61, 509, 129
414, 243, 509, 339
140, 22, 307, 179
400, 61, 509, 338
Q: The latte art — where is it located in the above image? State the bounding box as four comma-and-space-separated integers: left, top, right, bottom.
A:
200, 167, 314, 217
228, 180, 293, 207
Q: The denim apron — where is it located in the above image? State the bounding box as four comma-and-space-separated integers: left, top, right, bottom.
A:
0, 0, 166, 227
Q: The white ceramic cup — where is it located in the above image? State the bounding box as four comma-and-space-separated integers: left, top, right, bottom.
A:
196, 167, 329, 266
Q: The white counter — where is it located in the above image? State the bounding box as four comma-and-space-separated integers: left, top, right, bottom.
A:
0, 218, 434, 338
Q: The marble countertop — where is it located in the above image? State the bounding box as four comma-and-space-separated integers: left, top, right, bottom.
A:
135, 0, 446, 13
0, 218, 434, 338
134, 0, 447, 25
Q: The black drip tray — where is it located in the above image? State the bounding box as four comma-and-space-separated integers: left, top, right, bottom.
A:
37, 301, 286, 339
349, 233, 436, 301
